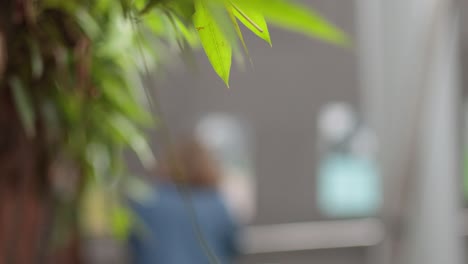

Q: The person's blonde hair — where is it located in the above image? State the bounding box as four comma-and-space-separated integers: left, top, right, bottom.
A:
157, 138, 220, 188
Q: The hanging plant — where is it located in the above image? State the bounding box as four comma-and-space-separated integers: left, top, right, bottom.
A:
0, 0, 347, 262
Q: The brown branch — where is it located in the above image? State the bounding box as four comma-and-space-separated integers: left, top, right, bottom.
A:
0, 0, 13, 83
0, 32, 5, 81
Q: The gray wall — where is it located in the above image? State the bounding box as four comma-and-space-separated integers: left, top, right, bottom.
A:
146, 0, 364, 263
462, 0, 468, 97
153, 0, 358, 224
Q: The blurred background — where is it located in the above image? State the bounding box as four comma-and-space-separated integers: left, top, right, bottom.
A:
87, 0, 468, 263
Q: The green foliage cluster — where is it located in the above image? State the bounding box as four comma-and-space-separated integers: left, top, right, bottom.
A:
1, 0, 346, 239
191, 0, 348, 85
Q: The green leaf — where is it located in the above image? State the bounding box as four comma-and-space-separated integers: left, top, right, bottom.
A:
86, 142, 111, 180
94, 0, 111, 13
140, 0, 164, 14
231, 2, 271, 46
108, 115, 155, 169
227, 6, 251, 65
41, 99, 60, 141
75, 9, 100, 40
193, 0, 232, 87
164, 0, 196, 23
111, 205, 132, 241
29, 40, 43, 79
169, 13, 199, 47
97, 13, 134, 57
143, 10, 166, 35
98, 72, 153, 126
120, 0, 132, 17
54, 87, 81, 126
260, 0, 349, 46
124, 176, 156, 203
9, 77, 35, 137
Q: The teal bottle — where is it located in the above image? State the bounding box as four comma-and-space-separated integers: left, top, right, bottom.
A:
317, 103, 381, 218
318, 151, 381, 218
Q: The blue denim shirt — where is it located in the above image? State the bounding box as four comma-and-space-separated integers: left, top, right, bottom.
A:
129, 184, 240, 264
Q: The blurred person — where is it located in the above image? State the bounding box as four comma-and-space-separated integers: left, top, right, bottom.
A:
128, 138, 241, 264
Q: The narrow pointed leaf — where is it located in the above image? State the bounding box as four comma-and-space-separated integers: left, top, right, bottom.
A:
193, 0, 232, 86
108, 115, 155, 169
124, 176, 156, 203
231, 2, 271, 46
227, 7, 252, 65
111, 205, 132, 241
9, 77, 35, 137
75, 9, 100, 40
171, 14, 199, 47
139, 0, 163, 14
261, 0, 349, 46
29, 40, 43, 79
